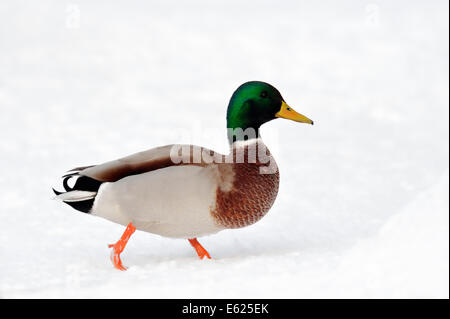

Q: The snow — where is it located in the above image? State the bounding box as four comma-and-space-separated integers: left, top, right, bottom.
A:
0, 0, 448, 298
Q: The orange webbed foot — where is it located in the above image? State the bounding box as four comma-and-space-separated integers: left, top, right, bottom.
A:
108, 242, 128, 271
188, 238, 212, 259
108, 222, 136, 271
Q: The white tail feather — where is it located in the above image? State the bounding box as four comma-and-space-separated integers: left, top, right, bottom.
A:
54, 190, 97, 202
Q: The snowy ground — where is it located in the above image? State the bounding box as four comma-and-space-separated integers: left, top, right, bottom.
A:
0, 0, 448, 298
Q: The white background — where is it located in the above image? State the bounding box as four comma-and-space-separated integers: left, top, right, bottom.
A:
0, 0, 448, 298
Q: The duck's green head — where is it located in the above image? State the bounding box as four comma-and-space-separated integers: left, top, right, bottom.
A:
226, 81, 313, 143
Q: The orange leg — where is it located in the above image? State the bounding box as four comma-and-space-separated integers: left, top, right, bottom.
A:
188, 238, 211, 259
108, 222, 136, 271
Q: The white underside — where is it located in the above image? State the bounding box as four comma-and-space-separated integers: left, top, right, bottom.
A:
91, 165, 225, 238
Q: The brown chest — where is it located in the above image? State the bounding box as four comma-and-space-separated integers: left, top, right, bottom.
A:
211, 161, 280, 229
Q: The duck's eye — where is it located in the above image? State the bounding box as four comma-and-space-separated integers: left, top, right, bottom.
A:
260, 91, 268, 98
286, 107, 291, 111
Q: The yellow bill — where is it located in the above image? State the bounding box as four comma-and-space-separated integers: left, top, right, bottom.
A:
275, 101, 314, 125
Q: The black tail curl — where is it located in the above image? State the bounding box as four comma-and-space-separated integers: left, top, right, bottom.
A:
53, 174, 103, 214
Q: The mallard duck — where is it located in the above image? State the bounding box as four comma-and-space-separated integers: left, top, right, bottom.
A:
53, 81, 313, 270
